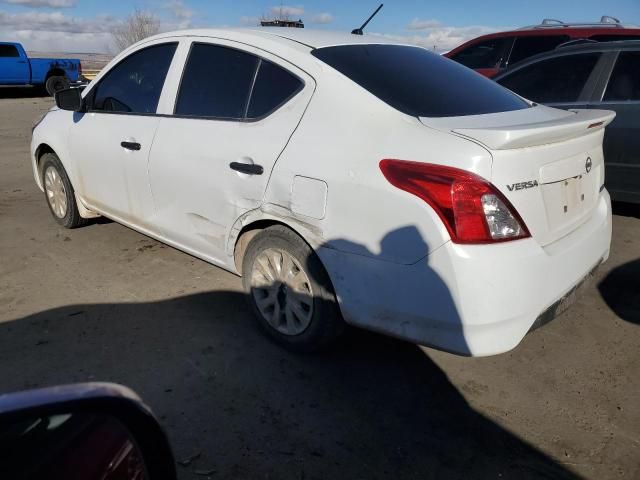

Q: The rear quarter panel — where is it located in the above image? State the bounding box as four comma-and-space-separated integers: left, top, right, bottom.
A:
262, 69, 493, 265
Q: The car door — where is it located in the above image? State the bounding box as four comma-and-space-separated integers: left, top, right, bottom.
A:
147, 39, 314, 266
590, 50, 640, 202
0, 44, 29, 84
68, 42, 179, 228
496, 51, 606, 110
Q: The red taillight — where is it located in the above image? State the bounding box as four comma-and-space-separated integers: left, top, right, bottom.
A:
379, 159, 530, 244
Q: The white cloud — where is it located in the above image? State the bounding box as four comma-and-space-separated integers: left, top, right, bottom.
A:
0, 7, 204, 52
270, 4, 304, 18
0, 0, 75, 7
0, 10, 123, 52
0, 10, 115, 33
11, 29, 111, 53
371, 25, 506, 53
165, 0, 193, 28
311, 12, 333, 24
407, 18, 441, 30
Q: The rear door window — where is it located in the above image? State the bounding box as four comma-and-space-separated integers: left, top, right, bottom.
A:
0, 44, 19, 57
312, 44, 528, 118
91, 43, 177, 114
497, 53, 601, 103
175, 43, 259, 119
450, 37, 512, 69
246, 60, 303, 119
507, 35, 571, 66
603, 51, 640, 101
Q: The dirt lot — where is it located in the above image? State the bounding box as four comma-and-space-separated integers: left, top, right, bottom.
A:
1, 93, 639, 480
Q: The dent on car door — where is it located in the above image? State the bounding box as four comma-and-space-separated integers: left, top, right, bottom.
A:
68, 43, 178, 225
147, 41, 313, 266
593, 51, 640, 203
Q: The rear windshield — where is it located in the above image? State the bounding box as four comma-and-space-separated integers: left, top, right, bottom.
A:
311, 44, 529, 118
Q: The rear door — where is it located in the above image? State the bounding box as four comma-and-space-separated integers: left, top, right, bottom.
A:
0, 44, 29, 84
148, 39, 314, 265
589, 50, 640, 202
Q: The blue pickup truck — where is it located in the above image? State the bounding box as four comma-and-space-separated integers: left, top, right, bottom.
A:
0, 42, 81, 96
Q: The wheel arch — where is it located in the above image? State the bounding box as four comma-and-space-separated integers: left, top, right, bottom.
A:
233, 218, 310, 273
34, 143, 56, 188
45, 68, 67, 81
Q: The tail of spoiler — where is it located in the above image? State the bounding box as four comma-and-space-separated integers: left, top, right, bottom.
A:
423, 109, 616, 150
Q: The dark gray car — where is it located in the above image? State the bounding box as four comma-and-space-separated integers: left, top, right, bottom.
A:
494, 41, 640, 204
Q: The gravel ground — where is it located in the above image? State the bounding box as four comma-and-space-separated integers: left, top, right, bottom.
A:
1, 93, 638, 480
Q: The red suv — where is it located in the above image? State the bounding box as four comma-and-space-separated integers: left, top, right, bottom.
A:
445, 16, 640, 77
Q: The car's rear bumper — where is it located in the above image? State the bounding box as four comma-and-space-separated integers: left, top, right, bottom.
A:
318, 191, 612, 356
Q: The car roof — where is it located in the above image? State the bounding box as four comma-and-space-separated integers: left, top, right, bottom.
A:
148, 27, 409, 50
446, 26, 640, 57
494, 39, 640, 80
476, 26, 640, 39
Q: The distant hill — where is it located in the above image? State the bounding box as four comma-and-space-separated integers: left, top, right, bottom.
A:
28, 52, 113, 70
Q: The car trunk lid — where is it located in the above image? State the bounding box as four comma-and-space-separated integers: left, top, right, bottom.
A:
420, 106, 616, 246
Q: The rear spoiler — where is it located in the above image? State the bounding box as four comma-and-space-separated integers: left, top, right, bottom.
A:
449, 109, 616, 150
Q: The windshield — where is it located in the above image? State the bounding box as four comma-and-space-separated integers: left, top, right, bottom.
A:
312, 44, 529, 118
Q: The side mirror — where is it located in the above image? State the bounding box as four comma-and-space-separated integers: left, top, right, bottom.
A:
54, 88, 83, 112
0, 383, 176, 480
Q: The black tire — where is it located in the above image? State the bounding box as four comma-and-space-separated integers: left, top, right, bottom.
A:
40, 152, 88, 229
242, 225, 345, 352
45, 75, 69, 97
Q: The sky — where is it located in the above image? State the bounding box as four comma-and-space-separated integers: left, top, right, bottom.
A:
0, 0, 638, 53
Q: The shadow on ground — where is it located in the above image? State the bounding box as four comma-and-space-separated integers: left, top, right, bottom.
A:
612, 201, 640, 219
0, 86, 49, 99
599, 259, 640, 325
0, 293, 578, 480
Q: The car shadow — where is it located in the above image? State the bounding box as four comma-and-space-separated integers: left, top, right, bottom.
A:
598, 259, 640, 325
612, 201, 640, 219
315, 226, 470, 355
0, 224, 578, 479
0, 86, 49, 99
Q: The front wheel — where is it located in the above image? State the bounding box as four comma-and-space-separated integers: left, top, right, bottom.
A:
242, 226, 345, 352
41, 153, 88, 229
45, 75, 69, 96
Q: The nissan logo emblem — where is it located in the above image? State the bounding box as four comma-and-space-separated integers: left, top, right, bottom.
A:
585, 157, 592, 173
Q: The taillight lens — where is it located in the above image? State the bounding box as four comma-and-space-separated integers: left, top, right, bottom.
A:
379, 159, 530, 244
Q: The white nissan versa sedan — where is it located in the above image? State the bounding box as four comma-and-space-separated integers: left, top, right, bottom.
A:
31, 29, 614, 356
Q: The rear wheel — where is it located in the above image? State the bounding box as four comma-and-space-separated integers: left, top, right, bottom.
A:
41, 153, 88, 229
242, 226, 345, 352
45, 75, 69, 96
